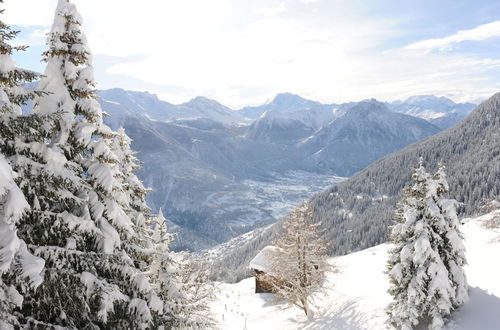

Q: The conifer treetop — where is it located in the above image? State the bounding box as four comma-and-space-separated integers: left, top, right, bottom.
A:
0, 2, 40, 114
34, 0, 110, 150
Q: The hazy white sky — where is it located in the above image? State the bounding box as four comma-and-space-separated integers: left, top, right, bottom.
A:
4, 0, 500, 107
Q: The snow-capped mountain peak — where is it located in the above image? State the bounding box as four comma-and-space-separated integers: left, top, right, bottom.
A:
268, 92, 320, 108
404, 94, 456, 109
389, 94, 476, 129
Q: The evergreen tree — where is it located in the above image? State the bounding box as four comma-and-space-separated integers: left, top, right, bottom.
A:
148, 209, 186, 328
147, 209, 216, 329
433, 164, 468, 308
107, 127, 153, 271
0, 4, 48, 328
1, 0, 211, 328
176, 251, 216, 328
0, 1, 40, 115
387, 160, 468, 329
7, 0, 161, 327
266, 202, 329, 317
0, 155, 44, 329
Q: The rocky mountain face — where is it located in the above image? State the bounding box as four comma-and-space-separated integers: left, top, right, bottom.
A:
96, 89, 472, 252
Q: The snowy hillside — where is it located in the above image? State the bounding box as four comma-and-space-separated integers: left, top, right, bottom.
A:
211, 210, 500, 329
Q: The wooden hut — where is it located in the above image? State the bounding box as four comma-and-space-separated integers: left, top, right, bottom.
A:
249, 246, 282, 293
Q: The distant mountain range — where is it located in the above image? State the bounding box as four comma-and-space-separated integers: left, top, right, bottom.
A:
95, 89, 474, 251
99, 88, 249, 125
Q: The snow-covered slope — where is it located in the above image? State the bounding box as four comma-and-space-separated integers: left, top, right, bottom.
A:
212, 210, 500, 329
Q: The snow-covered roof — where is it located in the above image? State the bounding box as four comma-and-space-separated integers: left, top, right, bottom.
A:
249, 246, 282, 272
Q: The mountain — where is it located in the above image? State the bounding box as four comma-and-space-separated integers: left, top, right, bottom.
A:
389, 95, 475, 129
19, 84, 477, 254
180, 96, 249, 124
298, 100, 441, 176
98, 91, 449, 252
99, 88, 248, 124
245, 110, 314, 144
308, 92, 500, 256
239, 93, 336, 129
100, 100, 343, 250
95, 88, 482, 256
212, 92, 499, 282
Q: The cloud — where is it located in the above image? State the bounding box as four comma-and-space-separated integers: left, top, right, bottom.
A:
3, 0, 56, 26
254, 2, 287, 16
405, 21, 500, 51
6, 0, 500, 107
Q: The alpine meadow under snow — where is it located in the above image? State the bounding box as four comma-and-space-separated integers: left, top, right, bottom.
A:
211, 210, 500, 330
1, 0, 500, 330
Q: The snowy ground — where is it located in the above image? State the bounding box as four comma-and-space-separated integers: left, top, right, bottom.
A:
211, 210, 500, 329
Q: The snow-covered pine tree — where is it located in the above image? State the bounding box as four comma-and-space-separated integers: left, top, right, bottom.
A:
266, 202, 329, 317
6, 0, 164, 327
0, 5, 48, 328
387, 160, 467, 330
176, 251, 216, 328
432, 164, 468, 308
148, 209, 216, 329
0, 155, 44, 329
106, 127, 154, 270
0, 1, 40, 115
148, 209, 186, 328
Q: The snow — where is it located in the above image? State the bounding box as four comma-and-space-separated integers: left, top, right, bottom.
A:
128, 298, 152, 324
6, 285, 23, 308
0, 55, 16, 74
98, 218, 121, 254
0, 154, 44, 288
248, 246, 282, 273
18, 241, 45, 288
212, 210, 500, 329
0, 220, 21, 273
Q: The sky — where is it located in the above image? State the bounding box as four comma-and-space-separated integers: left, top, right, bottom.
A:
4, 0, 500, 108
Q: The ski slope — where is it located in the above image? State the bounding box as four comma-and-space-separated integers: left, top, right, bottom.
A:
211, 210, 500, 329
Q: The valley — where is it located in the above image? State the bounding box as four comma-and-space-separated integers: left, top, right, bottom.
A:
97, 89, 475, 251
